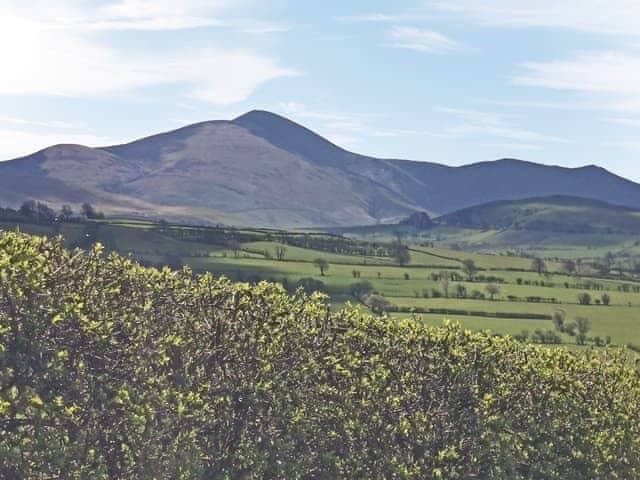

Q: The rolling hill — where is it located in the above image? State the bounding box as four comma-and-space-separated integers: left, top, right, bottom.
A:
3, 110, 640, 228
438, 195, 640, 234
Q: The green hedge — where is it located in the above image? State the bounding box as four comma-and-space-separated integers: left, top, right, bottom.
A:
0, 232, 639, 479
393, 306, 552, 320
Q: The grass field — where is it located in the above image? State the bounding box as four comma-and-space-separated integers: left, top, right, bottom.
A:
3, 217, 640, 350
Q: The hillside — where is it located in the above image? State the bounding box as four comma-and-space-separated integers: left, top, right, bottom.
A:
438, 195, 640, 234
3, 111, 640, 227
1, 231, 639, 478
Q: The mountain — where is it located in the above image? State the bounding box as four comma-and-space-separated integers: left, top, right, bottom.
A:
2, 110, 640, 227
438, 195, 640, 234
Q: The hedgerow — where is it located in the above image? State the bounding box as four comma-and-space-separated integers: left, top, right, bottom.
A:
1, 232, 639, 479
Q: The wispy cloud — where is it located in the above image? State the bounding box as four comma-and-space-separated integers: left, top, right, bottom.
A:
479, 99, 599, 112
0, 116, 78, 129
516, 52, 640, 95
606, 117, 640, 128
277, 101, 444, 148
431, 0, 640, 36
514, 51, 640, 113
437, 107, 568, 143
336, 13, 433, 23
0, 2, 298, 105
389, 26, 458, 53
0, 128, 114, 161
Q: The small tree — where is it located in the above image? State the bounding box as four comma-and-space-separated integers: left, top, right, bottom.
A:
366, 294, 393, 315
485, 283, 500, 301
295, 277, 327, 294
275, 246, 287, 261
455, 284, 467, 298
313, 258, 329, 276
19, 200, 37, 217
601, 293, 611, 306
578, 293, 592, 305
552, 308, 566, 332
81, 202, 104, 220
60, 205, 73, 221
391, 242, 411, 266
575, 316, 591, 345
227, 240, 241, 258
531, 258, 548, 276
440, 271, 451, 298
562, 259, 577, 276
462, 259, 478, 281
349, 281, 374, 301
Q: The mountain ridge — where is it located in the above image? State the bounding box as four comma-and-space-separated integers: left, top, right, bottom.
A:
437, 195, 640, 234
2, 110, 640, 228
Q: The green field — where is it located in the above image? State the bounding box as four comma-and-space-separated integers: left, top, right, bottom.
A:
3, 217, 640, 350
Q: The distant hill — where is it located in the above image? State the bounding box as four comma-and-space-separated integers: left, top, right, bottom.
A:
3, 110, 640, 227
438, 195, 640, 234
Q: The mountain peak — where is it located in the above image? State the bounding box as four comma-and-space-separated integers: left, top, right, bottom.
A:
233, 109, 289, 123
232, 109, 351, 167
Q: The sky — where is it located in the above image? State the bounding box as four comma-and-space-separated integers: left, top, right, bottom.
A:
2, 1, 640, 180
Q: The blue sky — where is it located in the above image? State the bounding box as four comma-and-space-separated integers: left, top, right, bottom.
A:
2, 1, 640, 180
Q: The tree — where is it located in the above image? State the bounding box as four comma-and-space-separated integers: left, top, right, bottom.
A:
275, 246, 287, 261
552, 309, 566, 332
601, 293, 611, 306
295, 277, 327, 294
349, 281, 374, 301
19, 199, 37, 217
60, 205, 73, 221
439, 271, 451, 298
227, 239, 241, 258
391, 242, 410, 266
455, 284, 467, 298
575, 316, 591, 345
562, 259, 577, 276
578, 293, 592, 305
531, 258, 547, 276
485, 283, 500, 301
462, 259, 478, 281
313, 258, 329, 276
36, 202, 56, 222
81, 202, 104, 220
366, 294, 393, 315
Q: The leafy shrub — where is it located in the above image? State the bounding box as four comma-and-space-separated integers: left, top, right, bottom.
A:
1, 233, 639, 479
295, 277, 327, 294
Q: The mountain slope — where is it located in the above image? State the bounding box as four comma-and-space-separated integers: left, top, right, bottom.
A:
2, 110, 640, 227
438, 195, 640, 234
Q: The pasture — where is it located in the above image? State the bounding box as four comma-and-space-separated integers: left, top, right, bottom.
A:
3, 217, 640, 350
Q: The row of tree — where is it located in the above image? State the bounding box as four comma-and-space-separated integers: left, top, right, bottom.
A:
0, 200, 105, 224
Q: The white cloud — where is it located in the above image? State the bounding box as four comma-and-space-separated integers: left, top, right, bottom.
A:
336, 13, 433, 23
483, 142, 543, 151
0, 3, 297, 105
277, 101, 443, 147
606, 117, 640, 128
0, 116, 78, 129
87, 0, 238, 31
431, 0, 640, 36
516, 52, 640, 95
437, 107, 567, 143
514, 51, 640, 113
389, 26, 457, 52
